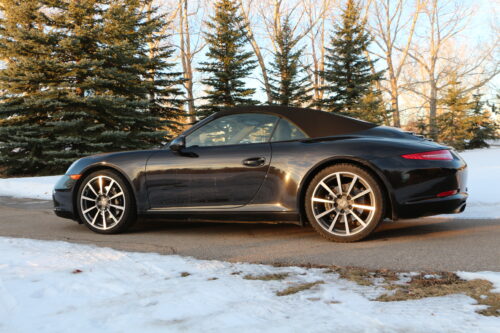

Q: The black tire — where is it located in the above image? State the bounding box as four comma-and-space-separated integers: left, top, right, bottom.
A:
305, 163, 385, 242
76, 170, 136, 234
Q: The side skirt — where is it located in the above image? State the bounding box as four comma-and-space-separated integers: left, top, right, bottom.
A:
139, 211, 301, 225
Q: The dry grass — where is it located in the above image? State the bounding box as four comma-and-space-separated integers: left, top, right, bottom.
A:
324, 268, 499, 317
377, 272, 499, 317
337, 268, 375, 286
323, 267, 399, 286
254, 262, 499, 316
276, 281, 324, 296
243, 273, 289, 281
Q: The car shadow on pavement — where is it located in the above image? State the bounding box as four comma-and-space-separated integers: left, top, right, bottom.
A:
128, 217, 499, 242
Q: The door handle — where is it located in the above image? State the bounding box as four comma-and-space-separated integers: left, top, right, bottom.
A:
242, 157, 266, 167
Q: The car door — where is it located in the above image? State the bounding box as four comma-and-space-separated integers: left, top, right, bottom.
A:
145, 113, 279, 210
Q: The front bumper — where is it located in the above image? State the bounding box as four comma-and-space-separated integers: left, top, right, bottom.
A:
52, 175, 79, 222
53, 189, 77, 220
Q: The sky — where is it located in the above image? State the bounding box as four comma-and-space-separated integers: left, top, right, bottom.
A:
460, 0, 499, 92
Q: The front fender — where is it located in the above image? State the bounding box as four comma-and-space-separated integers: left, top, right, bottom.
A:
56, 150, 156, 214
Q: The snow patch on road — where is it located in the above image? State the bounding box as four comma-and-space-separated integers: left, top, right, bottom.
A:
0, 237, 498, 333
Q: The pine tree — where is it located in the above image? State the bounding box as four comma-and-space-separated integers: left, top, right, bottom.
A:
198, 0, 257, 118
416, 116, 428, 137
466, 93, 498, 149
359, 89, 387, 124
436, 76, 472, 150
486, 94, 498, 117
0, 0, 64, 175
268, 17, 311, 106
319, 0, 384, 123
0, 0, 183, 175
137, 1, 185, 133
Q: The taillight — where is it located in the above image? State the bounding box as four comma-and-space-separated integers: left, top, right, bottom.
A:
401, 150, 453, 161
437, 190, 458, 198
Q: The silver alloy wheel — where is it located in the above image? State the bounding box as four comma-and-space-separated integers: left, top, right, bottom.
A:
80, 175, 126, 231
311, 171, 376, 236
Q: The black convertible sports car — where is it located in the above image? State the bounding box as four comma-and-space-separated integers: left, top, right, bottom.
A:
53, 106, 468, 242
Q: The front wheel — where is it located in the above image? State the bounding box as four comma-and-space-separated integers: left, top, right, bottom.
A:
305, 164, 385, 242
76, 170, 136, 234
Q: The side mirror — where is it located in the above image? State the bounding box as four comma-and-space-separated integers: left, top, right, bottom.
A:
169, 136, 186, 152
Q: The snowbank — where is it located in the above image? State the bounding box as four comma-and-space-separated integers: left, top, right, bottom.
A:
0, 175, 60, 200
0, 147, 498, 218
0, 237, 498, 333
446, 147, 500, 219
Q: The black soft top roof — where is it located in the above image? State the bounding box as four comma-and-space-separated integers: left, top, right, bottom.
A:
215, 106, 377, 138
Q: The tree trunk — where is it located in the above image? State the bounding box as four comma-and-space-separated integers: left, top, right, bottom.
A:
428, 80, 438, 139
310, 18, 325, 108
179, 0, 196, 123
251, 41, 272, 104
239, 1, 272, 104
388, 70, 400, 127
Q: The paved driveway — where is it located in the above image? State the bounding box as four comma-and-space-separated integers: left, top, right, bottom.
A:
1, 196, 498, 271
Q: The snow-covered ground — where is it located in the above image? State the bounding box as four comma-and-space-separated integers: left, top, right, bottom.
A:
0, 150, 498, 331
0, 147, 499, 218
0, 237, 498, 333
0, 175, 59, 200
447, 147, 500, 219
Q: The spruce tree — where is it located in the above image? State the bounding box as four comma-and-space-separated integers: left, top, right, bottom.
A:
268, 17, 311, 106
416, 116, 428, 137
198, 0, 257, 118
359, 89, 387, 124
436, 77, 472, 150
466, 93, 498, 149
0, 0, 183, 175
319, 0, 384, 123
0, 0, 64, 175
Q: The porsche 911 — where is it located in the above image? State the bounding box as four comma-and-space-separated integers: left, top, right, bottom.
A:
53, 106, 468, 242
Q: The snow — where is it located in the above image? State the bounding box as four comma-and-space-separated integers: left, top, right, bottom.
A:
0, 175, 60, 200
458, 271, 500, 293
443, 147, 500, 219
0, 147, 499, 218
0, 237, 498, 333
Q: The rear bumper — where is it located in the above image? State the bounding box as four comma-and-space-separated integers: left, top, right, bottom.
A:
374, 149, 468, 220
396, 192, 467, 219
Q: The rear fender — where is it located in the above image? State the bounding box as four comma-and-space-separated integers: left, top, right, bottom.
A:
298, 156, 398, 224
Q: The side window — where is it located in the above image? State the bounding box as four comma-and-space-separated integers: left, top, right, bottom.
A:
271, 119, 308, 142
186, 113, 279, 148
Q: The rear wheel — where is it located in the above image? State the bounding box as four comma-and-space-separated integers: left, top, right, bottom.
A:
305, 164, 384, 242
76, 170, 136, 234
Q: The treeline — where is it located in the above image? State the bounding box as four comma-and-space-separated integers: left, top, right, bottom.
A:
0, 0, 183, 175
410, 81, 499, 151
0, 0, 498, 175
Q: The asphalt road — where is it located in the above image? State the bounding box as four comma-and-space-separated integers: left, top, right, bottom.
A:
0, 196, 498, 272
